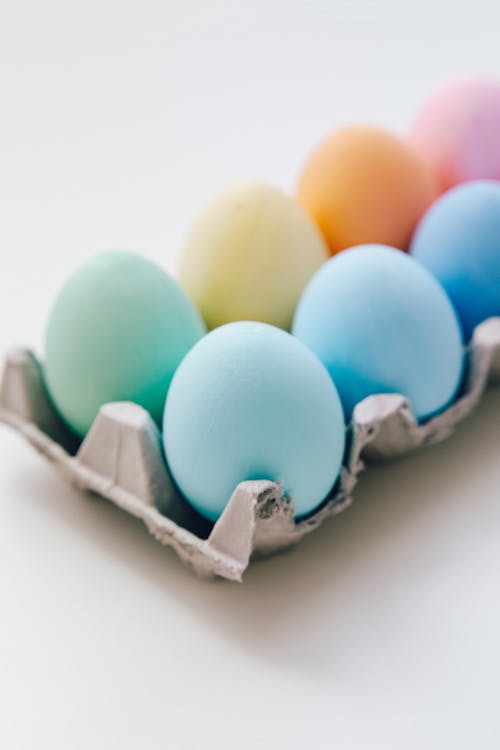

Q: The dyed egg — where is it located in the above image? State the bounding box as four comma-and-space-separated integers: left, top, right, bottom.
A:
44, 250, 205, 437
411, 77, 500, 192
177, 182, 328, 331
410, 180, 500, 340
292, 245, 463, 420
297, 125, 437, 254
163, 322, 345, 521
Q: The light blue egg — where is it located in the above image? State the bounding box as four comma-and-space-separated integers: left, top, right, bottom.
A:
292, 245, 464, 421
45, 250, 205, 437
163, 321, 345, 522
410, 180, 500, 340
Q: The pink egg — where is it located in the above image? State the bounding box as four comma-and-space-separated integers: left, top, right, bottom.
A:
410, 77, 500, 192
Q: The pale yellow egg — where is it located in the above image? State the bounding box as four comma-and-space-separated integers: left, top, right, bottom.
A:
177, 182, 329, 330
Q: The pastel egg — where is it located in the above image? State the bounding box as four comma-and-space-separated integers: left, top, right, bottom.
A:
411, 77, 500, 192
410, 180, 500, 340
44, 250, 205, 437
163, 322, 345, 521
297, 125, 437, 254
292, 245, 464, 420
177, 182, 328, 331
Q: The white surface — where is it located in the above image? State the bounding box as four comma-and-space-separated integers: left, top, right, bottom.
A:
1, 2, 500, 748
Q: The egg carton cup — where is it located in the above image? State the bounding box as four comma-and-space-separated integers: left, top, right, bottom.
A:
1, 317, 499, 582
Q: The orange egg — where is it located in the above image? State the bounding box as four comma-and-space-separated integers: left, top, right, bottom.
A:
297, 125, 437, 255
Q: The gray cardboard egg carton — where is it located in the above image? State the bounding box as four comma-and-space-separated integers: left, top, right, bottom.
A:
1, 317, 500, 581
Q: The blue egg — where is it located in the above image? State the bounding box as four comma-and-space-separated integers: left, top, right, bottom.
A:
292, 245, 464, 420
410, 180, 500, 340
163, 322, 345, 522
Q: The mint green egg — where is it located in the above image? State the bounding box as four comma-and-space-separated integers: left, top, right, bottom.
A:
44, 250, 205, 437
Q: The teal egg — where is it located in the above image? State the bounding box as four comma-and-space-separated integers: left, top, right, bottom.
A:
44, 250, 205, 437
163, 321, 346, 522
292, 245, 464, 421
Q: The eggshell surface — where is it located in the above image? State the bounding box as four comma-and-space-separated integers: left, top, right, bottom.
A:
177, 182, 328, 331
292, 245, 464, 420
163, 322, 345, 522
410, 180, 500, 340
297, 126, 437, 254
44, 250, 205, 437
411, 77, 500, 192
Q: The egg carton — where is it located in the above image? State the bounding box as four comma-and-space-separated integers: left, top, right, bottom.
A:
1, 317, 499, 581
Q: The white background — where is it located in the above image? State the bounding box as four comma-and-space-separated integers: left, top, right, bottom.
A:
1, 2, 500, 748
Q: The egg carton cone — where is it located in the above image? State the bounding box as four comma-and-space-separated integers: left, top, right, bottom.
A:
1, 317, 499, 581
